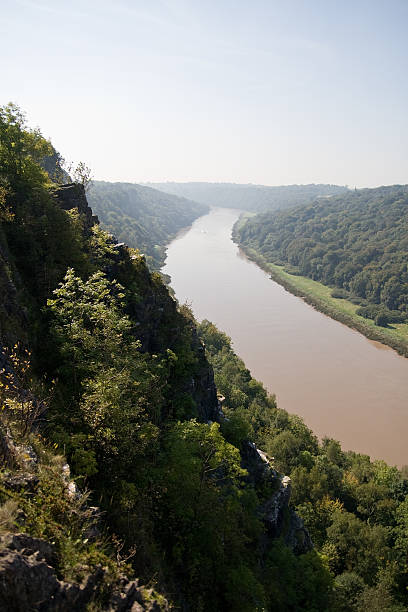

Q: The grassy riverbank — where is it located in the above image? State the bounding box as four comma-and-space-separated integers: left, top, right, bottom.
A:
233, 228, 408, 358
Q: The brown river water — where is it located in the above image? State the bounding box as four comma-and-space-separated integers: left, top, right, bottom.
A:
163, 207, 408, 467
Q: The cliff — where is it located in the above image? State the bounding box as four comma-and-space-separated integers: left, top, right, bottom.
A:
0, 180, 314, 610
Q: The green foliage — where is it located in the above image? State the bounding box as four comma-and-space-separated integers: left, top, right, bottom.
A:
158, 420, 265, 609
238, 185, 408, 314
199, 318, 408, 609
331, 288, 350, 299
88, 181, 209, 270
263, 544, 333, 611
0, 437, 117, 585
47, 268, 131, 378
331, 572, 365, 611
0, 103, 52, 194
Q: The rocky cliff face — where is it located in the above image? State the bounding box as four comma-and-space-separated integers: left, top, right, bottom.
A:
0, 427, 168, 612
241, 441, 312, 555
0, 533, 166, 612
0, 183, 311, 610
52, 183, 99, 232
52, 184, 219, 423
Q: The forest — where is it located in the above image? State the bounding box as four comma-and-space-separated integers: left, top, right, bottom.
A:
88, 181, 208, 270
237, 186, 408, 326
147, 181, 347, 212
198, 320, 408, 611
1, 104, 408, 611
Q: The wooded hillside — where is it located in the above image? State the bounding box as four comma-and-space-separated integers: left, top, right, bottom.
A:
88, 181, 209, 270
237, 185, 408, 324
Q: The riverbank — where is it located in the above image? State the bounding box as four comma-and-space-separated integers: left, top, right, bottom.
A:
232, 224, 408, 358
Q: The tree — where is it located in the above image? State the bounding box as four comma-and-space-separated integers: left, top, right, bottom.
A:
0, 103, 52, 193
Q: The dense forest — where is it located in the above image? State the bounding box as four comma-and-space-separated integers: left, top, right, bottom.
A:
147, 181, 348, 212
237, 186, 408, 326
88, 181, 208, 270
198, 320, 408, 611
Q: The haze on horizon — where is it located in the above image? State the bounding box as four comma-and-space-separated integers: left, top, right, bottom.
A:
2, 0, 407, 189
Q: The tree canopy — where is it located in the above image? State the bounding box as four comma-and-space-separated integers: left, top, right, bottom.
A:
237, 186, 408, 323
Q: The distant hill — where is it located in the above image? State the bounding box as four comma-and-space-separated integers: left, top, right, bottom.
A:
145, 181, 348, 212
88, 181, 209, 270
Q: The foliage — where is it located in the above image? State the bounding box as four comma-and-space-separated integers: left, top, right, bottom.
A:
198, 319, 408, 610
88, 181, 209, 270
0, 103, 52, 194
67, 161, 93, 191
0, 343, 52, 438
237, 185, 408, 315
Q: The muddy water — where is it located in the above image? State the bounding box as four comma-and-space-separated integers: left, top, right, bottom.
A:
163, 207, 408, 466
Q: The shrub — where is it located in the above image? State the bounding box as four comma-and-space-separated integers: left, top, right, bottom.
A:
331, 288, 350, 299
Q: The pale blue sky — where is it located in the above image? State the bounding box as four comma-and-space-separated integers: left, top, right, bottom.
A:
2, 0, 407, 187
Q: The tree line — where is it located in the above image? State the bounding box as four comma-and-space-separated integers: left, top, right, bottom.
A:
237, 186, 408, 326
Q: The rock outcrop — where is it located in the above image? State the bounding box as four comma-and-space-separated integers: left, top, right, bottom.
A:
53, 183, 99, 232
0, 533, 166, 611
241, 441, 312, 554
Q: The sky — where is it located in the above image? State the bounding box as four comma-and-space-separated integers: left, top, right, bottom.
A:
1, 0, 408, 187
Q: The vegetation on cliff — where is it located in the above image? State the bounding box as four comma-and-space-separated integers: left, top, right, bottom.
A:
88, 181, 209, 271
198, 320, 408, 611
0, 105, 336, 610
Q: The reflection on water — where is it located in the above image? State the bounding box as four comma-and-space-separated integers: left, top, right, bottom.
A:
163, 207, 408, 466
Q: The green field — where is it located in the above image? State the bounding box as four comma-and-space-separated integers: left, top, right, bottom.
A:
238, 244, 408, 358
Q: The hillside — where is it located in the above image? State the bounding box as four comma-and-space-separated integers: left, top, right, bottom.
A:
237, 185, 408, 327
87, 181, 208, 270
146, 181, 348, 212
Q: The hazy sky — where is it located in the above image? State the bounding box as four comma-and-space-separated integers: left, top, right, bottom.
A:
2, 0, 407, 187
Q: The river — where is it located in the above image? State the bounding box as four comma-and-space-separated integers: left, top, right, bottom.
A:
163, 207, 408, 466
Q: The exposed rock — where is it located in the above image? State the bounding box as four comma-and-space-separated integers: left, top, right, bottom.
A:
284, 508, 313, 555
241, 441, 279, 484
3, 472, 39, 493
53, 183, 99, 232
1, 533, 58, 567
185, 326, 218, 422
0, 533, 168, 611
240, 441, 312, 555
0, 426, 18, 468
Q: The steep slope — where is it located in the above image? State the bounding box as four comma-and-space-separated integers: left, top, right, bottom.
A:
146, 181, 348, 212
87, 181, 209, 270
0, 104, 332, 611
0, 181, 322, 610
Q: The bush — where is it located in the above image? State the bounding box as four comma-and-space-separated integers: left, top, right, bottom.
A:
350, 296, 366, 305
331, 288, 350, 299
375, 313, 389, 327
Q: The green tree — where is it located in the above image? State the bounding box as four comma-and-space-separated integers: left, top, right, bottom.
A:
0, 103, 52, 193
